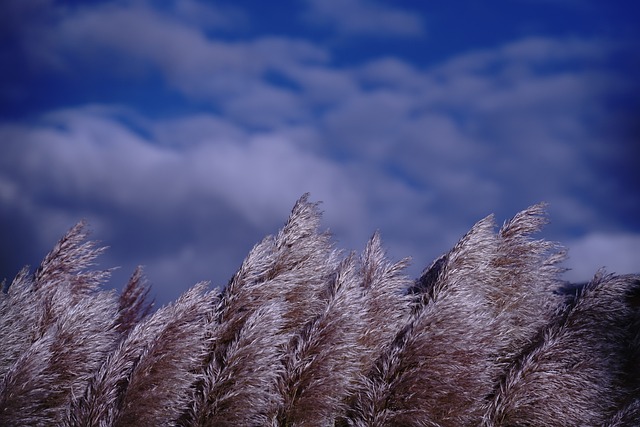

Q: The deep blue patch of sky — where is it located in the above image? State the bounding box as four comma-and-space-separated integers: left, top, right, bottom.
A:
3, 1, 638, 120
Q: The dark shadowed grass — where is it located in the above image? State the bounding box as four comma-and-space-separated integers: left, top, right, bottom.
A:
116, 267, 154, 336
484, 274, 640, 427
1, 195, 638, 426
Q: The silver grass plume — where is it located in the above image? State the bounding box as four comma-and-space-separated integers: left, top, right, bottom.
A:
0, 196, 638, 426
606, 283, 640, 427
218, 193, 338, 330
0, 222, 113, 382
33, 221, 110, 297
0, 223, 119, 426
67, 282, 213, 426
187, 303, 285, 426
183, 194, 338, 425
0, 268, 38, 382
345, 206, 567, 426
605, 398, 640, 427
358, 233, 413, 360
344, 216, 501, 426
271, 255, 366, 426
116, 267, 154, 336
489, 204, 566, 361
483, 273, 640, 426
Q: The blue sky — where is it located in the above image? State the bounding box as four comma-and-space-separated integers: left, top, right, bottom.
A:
1, 0, 639, 306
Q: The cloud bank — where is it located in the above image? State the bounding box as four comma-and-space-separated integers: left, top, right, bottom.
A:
1, 0, 638, 304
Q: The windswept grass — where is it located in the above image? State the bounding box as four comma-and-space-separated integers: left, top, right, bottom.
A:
1, 195, 638, 426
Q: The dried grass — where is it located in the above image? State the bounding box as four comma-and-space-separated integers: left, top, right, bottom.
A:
1, 195, 637, 426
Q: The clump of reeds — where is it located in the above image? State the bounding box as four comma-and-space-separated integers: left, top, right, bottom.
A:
1, 195, 638, 426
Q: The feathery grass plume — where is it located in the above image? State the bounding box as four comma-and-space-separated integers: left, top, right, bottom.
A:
346, 206, 567, 426
116, 267, 154, 336
67, 281, 213, 427
1, 222, 114, 382
346, 215, 502, 426
610, 275, 640, 427
411, 214, 500, 315
187, 303, 286, 426
270, 255, 368, 426
218, 193, 338, 332
489, 204, 566, 362
483, 273, 640, 427
358, 233, 413, 359
0, 222, 120, 426
1, 196, 638, 426
605, 398, 640, 427
33, 220, 110, 298
0, 328, 57, 425
0, 293, 118, 425
336, 234, 414, 426
0, 268, 39, 382
183, 194, 339, 424
408, 253, 448, 310
113, 282, 213, 427
626, 277, 640, 388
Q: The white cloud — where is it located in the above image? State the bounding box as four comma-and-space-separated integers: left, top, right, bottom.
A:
30, 3, 328, 109
188, 133, 368, 231
357, 58, 426, 92
54, 5, 251, 78
3, 0, 637, 302
284, 66, 359, 107
434, 36, 611, 76
0, 106, 369, 237
171, 0, 249, 32
564, 233, 640, 281
323, 89, 414, 155
302, 0, 425, 38
499, 36, 611, 63
0, 106, 379, 302
224, 83, 307, 127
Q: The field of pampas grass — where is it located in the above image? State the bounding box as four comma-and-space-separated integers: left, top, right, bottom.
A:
1, 194, 639, 426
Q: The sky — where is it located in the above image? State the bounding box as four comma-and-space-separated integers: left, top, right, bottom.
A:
1, 0, 639, 306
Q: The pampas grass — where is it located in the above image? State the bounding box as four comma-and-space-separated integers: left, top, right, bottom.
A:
0, 222, 118, 425
484, 273, 640, 427
1, 195, 638, 426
